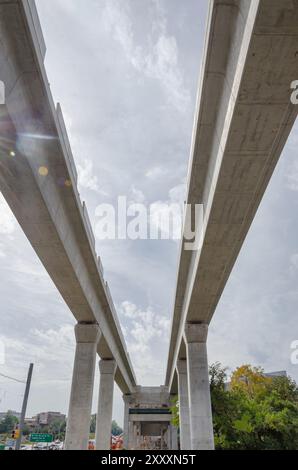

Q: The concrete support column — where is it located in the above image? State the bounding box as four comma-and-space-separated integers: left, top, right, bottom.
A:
95, 359, 117, 450
128, 420, 134, 449
170, 424, 178, 450
176, 359, 191, 450
131, 423, 137, 449
162, 425, 169, 450
123, 394, 132, 449
134, 422, 141, 449
65, 323, 101, 450
184, 323, 214, 450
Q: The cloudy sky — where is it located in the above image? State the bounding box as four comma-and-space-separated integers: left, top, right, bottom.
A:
0, 0, 297, 426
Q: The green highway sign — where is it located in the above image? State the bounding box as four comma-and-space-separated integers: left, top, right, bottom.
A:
0, 444, 5, 451
30, 433, 53, 443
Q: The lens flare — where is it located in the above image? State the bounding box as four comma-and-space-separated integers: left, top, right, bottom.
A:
18, 132, 57, 141
38, 166, 48, 176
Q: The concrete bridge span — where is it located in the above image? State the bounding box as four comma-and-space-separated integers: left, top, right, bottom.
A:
0, 0, 136, 449
0, 0, 298, 451
166, 0, 298, 450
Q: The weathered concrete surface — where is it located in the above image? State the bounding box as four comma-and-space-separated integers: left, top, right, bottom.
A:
0, 0, 136, 394
166, 0, 298, 390
65, 323, 101, 450
184, 324, 214, 450
123, 394, 133, 449
95, 359, 117, 450
126, 386, 177, 450
176, 359, 191, 450
133, 386, 171, 407
170, 424, 178, 450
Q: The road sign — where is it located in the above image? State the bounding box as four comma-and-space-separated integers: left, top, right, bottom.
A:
0, 444, 5, 451
30, 433, 53, 443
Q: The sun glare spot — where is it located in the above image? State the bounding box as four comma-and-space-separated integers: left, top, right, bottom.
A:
38, 166, 49, 176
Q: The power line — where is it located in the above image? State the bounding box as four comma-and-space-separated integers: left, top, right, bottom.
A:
0, 372, 25, 384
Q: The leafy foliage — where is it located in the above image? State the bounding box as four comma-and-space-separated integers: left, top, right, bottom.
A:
90, 415, 123, 436
0, 411, 19, 434
90, 414, 97, 434
111, 420, 123, 436
173, 363, 298, 450
170, 395, 179, 428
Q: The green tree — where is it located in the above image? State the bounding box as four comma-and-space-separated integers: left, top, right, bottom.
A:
111, 420, 123, 436
22, 424, 31, 437
49, 419, 66, 441
90, 414, 96, 434
0, 412, 19, 434
89, 416, 123, 436
221, 364, 298, 449
170, 395, 179, 428
172, 363, 298, 450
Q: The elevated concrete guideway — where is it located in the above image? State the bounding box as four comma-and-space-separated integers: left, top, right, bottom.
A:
0, 0, 136, 395
166, 0, 298, 394
1, 0, 298, 452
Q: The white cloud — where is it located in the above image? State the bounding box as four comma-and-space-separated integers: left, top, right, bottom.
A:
149, 181, 186, 240
286, 159, 298, 191
169, 181, 186, 204
101, 0, 190, 112
119, 301, 171, 339
0, 243, 6, 258
144, 34, 190, 112
77, 158, 108, 195
145, 166, 167, 179
0, 193, 16, 235
102, 0, 134, 60
7, 258, 47, 278
0, 324, 75, 385
290, 253, 298, 271
129, 185, 146, 204
32, 324, 74, 350
118, 301, 170, 383
121, 300, 138, 319
150, 201, 182, 240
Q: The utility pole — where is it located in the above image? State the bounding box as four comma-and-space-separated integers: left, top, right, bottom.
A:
15, 363, 34, 450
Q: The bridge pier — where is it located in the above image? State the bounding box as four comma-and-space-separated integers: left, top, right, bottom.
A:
65, 323, 101, 450
170, 424, 178, 450
123, 387, 176, 449
95, 359, 117, 449
123, 394, 132, 449
184, 323, 214, 450
176, 359, 191, 449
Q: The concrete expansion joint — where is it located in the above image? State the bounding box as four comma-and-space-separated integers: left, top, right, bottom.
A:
75, 322, 101, 344
99, 358, 117, 375
184, 322, 208, 343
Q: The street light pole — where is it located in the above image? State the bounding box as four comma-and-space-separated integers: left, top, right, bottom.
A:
15, 363, 34, 450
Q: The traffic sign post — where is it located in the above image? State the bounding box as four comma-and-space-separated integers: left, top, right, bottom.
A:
30, 433, 53, 443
